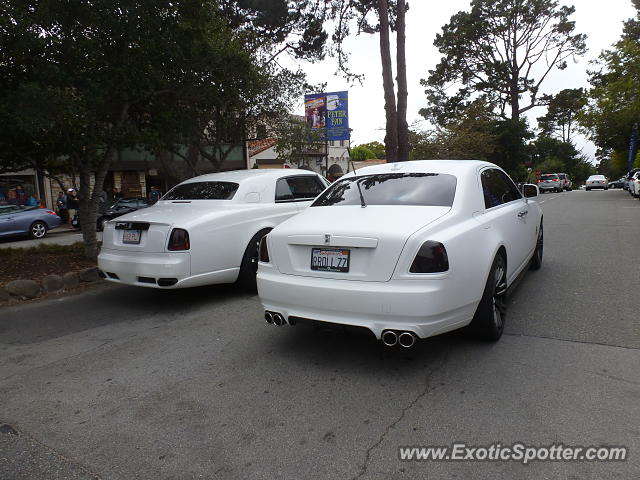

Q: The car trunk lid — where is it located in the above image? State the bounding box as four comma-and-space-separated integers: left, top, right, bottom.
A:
270, 205, 450, 281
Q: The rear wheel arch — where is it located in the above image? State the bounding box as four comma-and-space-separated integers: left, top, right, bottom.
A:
237, 227, 273, 291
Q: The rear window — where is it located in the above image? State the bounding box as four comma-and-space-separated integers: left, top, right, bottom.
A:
540, 174, 558, 180
311, 173, 456, 207
557, 174, 566, 179
163, 181, 239, 200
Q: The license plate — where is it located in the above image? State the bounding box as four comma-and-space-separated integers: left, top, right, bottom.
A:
311, 248, 350, 272
122, 229, 141, 244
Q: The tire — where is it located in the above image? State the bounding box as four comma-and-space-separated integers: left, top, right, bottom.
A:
529, 222, 543, 270
586, 188, 591, 191
237, 228, 271, 292
468, 254, 507, 341
29, 221, 47, 239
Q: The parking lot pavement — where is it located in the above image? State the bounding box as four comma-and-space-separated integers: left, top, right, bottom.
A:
0, 229, 102, 249
0, 189, 638, 479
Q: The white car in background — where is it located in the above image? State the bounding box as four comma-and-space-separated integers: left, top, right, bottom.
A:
628, 171, 640, 197
258, 160, 543, 346
98, 169, 329, 290
585, 175, 608, 191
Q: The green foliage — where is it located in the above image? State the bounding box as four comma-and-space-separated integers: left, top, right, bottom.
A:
273, 116, 326, 166
410, 100, 498, 161
579, 14, 640, 158
350, 146, 376, 161
531, 135, 595, 182
537, 88, 586, 142
421, 0, 586, 124
357, 141, 386, 159
0, 1, 310, 258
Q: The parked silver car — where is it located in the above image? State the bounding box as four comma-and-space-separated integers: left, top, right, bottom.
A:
537, 173, 563, 193
556, 173, 573, 191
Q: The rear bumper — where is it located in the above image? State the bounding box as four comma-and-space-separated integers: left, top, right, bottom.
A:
98, 248, 240, 288
257, 267, 477, 339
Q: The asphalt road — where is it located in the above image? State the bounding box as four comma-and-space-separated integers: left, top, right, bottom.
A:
1, 189, 639, 479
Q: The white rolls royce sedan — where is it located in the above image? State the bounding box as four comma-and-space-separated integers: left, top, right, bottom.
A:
257, 160, 543, 346
98, 169, 329, 290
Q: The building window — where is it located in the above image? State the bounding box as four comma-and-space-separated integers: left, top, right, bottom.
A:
329, 140, 335, 146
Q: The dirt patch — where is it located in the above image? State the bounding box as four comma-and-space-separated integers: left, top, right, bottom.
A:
0, 243, 95, 287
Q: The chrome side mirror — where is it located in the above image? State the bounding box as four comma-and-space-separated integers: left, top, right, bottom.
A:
522, 184, 539, 198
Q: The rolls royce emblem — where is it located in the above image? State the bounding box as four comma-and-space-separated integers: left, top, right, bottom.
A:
324, 234, 331, 245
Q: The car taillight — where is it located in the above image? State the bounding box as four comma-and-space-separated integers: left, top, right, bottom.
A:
259, 236, 269, 263
45, 210, 57, 216
168, 228, 190, 251
553, 178, 558, 181
409, 241, 449, 273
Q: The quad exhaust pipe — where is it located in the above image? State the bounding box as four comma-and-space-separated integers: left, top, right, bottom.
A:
382, 330, 417, 348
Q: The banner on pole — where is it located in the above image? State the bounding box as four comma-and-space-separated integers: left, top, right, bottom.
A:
304, 91, 349, 141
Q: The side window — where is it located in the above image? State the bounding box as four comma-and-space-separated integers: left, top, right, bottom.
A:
481, 169, 522, 209
275, 179, 294, 201
275, 176, 325, 202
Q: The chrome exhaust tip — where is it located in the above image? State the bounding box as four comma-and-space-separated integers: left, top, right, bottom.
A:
265, 311, 274, 324
381, 330, 398, 347
398, 331, 417, 348
273, 313, 285, 326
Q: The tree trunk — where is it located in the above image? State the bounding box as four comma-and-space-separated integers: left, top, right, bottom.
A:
377, 0, 398, 163
396, 0, 409, 162
79, 151, 114, 260
79, 102, 129, 260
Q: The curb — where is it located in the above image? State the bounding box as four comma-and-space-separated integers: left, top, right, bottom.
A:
0, 267, 102, 305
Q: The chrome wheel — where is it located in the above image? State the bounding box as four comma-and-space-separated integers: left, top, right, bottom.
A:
492, 260, 507, 332
31, 221, 47, 239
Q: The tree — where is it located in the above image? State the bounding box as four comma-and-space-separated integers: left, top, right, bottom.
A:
410, 100, 498, 161
537, 88, 586, 142
421, 0, 587, 124
358, 141, 386, 159
310, 1, 409, 162
0, 1, 296, 259
350, 145, 376, 161
579, 10, 640, 167
530, 135, 595, 182
273, 116, 327, 167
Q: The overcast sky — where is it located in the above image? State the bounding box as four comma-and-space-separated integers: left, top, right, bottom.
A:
287, 1, 638, 162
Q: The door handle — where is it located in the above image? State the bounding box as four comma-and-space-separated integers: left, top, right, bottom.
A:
517, 210, 528, 218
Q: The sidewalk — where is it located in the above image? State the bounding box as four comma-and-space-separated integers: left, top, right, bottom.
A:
0, 227, 102, 249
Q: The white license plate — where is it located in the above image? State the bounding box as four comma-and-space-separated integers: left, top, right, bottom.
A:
311, 248, 350, 272
122, 229, 141, 244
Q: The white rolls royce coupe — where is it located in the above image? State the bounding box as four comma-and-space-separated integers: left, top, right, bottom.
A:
98, 169, 329, 290
257, 160, 543, 346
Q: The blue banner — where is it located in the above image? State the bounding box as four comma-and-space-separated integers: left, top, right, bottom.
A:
629, 123, 638, 171
304, 91, 349, 141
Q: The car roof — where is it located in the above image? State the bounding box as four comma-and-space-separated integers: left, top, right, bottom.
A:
345, 159, 496, 177
179, 168, 318, 184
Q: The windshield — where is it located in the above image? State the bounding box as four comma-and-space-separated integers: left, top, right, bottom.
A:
110, 198, 140, 209
311, 173, 456, 207
163, 181, 239, 200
